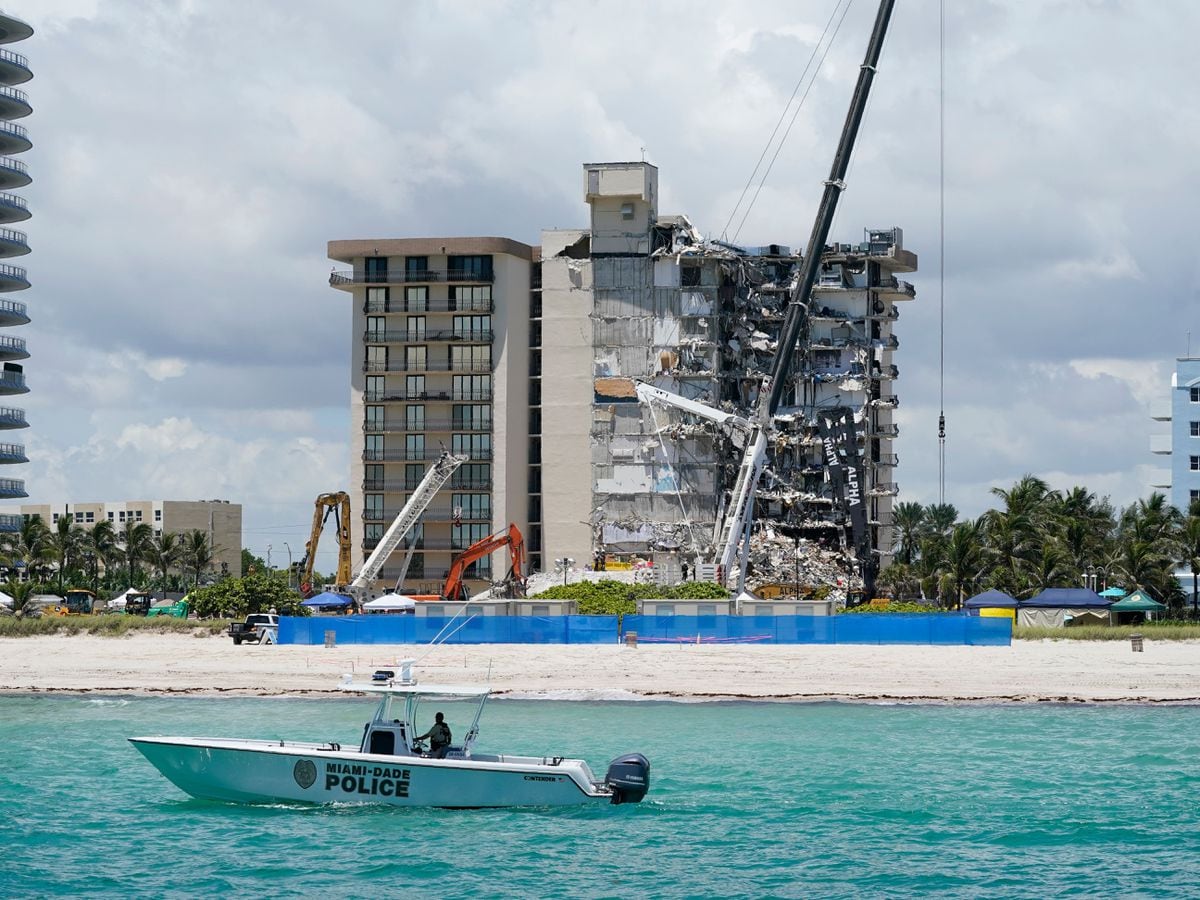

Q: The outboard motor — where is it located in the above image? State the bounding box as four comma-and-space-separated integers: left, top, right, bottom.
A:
604, 752, 650, 804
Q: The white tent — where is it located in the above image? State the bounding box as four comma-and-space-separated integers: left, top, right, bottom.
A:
0, 590, 12, 609
362, 595, 416, 614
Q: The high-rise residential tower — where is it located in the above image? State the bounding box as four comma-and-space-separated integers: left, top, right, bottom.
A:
0, 11, 31, 527
1150, 356, 1200, 514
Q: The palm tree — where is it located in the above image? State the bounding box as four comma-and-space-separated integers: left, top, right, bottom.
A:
144, 531, 181, 599
892, 501, 925, 565
84, 520, 119, 592
3, 514, 51, 582
182, 530, 217, 589
118, 520, 154, 588
935, 520, 988, 609
1023, 541, 1075, 595
47, 515, 85, 592
1178, 515, 1200, 617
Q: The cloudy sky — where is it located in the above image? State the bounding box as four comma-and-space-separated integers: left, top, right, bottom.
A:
14, 0, 1199, 570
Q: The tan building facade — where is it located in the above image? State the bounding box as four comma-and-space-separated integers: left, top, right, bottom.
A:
10, 499, 242, 575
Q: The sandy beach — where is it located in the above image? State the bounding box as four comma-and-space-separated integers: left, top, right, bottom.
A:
1, 633, 1198, 702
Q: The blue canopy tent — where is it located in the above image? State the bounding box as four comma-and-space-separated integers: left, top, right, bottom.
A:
301, 591, 355, 614
1019, 588, 1111, 627
964, 589, 1018, 609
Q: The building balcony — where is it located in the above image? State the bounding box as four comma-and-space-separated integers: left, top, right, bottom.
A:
363, 360, 492, 374
871, 453, 899, 467
364, 449, 492, 462
332, 268, 494, 289
865, 303, 900, 320
0, 476, 26, 498
1150, 402, 1172, 422
877, 277, 916, 300
365, 390, 492, 403
0, 85, 30, 120
364, 419, 493, 433
0, 226, 27, 258
363, 509, 490, 524
0, 48, 31, 86
365, 478, 493, 492
0, 262, 27, 291
0, 298, 27, 326
868, 422, 899, 438
0, 191, 28, 224
364, 298, 494, 314
0, 370, 26, 394
869, 482, 899, 497
0, 121, 29, 156
1149, 469, 1171, 490
0, 511, 19, 531
365, 329, 493, 344
0, 441, 25, 463
0, 15, 33, 46
0, 157, 28, 191
870, 365, 899, 381
0, 334, 26, 361
0, 405, 25, 428
1150, 434, 1172, 455
363, 537, 465, 552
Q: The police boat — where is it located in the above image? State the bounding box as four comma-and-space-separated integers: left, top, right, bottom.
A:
129, 663, 650, 809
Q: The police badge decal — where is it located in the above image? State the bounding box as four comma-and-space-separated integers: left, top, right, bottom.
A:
293, 759, 317, 789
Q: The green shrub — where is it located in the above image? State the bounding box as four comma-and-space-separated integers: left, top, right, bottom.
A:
1015, 624, 1200, 641
0, 615, 232, 638
531, 579, 729, 615
841, 600, 940, 614
189, 573, 309, 619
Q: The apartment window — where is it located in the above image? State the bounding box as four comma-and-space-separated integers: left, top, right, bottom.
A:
407, 316, 426, 341
364, 464, 384, 490
365, 256, 388, 280
366, 345, 388, 372
405, 285, 428, 312
466, 556, 492, 580
107, 512, 114, 521
529, 408, 542, 434
405, 405, 425, 431
405, 463, 424, 490
452, 493, 491, 520
452, 433, 491, 459
366, 375, 386, 402
366, 316, 386, 341
1192, 489, 1200, 503
453, 315, 490, 340
365, 405, 384, 431
450, 344, 490, 372
51, 512, 58, 523
452, 523, 490, 550
1192, 456, 1200, 471
449, 284, 492, 312
529, 436, 541, 463
681, 264, 701, 288
447, 255, 493, 281
405, 375, 425, 399
365, 494, 384, 519
119, 511, 126, 522
452, 464, 491, 489
452, 404, 491, 430
529, 320, 541, 348
407, 523, 424, 550
405, 256, 428, 280
405, 434, 425, 459
408, 553, 425, 579
529, 380, 541, 406
364, 523, 383, 543
75, 512, 83, 523
135, 511, 143, 521
453, 374, 491, 401
404, 345, 427, 371
364, 434, 384, 460
366, 286, 388, 313
1192, 421, 1200, 437
529, 496, 542, 521
1192, 386, 1200, 402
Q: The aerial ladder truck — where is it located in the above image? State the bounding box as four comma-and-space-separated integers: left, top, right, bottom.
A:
636, 0, 894, 599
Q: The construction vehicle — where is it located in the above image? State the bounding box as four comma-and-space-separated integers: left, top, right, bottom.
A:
437, 523, 528, 603
297, 492, 352, 597
146, 597, 189, 618
122, 590, 153, 616
50, 588, 98, 616
635, 0, 894, 598
342, 452, 467, 603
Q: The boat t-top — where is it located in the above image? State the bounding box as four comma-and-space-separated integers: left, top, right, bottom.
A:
130, 662, 650, 808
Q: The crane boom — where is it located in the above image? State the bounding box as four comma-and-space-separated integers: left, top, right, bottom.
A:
298, 492, 351, 596
348, 451, 467, 598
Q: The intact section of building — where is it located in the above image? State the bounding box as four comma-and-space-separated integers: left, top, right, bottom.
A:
1150, 357, 1200, 514
0, 11, 33, 523
328, 238, 534, 597
540, 162, 916, 587
11, 499, 241, 575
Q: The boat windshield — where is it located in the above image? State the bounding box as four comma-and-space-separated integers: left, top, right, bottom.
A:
371, 691, 488, 753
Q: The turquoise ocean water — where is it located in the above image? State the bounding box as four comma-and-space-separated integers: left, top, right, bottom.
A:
1, 695, 1198, 898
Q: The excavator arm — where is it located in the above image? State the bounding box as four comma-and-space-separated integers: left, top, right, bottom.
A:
441, 523, 527, 602
298, 492, 352, 596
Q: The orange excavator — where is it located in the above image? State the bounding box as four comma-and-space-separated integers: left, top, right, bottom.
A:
438, 523, 528, 602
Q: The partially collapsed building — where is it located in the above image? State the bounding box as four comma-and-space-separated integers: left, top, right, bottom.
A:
540, 162, 916, 593
330, 160, 915, 599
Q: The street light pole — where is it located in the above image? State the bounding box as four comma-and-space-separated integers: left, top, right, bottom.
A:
283, 542, 293, 588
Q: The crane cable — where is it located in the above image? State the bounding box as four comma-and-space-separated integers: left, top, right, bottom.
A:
721, 0, 853, 243
937, 0, 947, 504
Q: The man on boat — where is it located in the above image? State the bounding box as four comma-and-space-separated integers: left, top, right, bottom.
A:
416, 712, 452, 758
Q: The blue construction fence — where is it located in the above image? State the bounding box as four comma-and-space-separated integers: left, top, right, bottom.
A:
279, 613, 1010, 646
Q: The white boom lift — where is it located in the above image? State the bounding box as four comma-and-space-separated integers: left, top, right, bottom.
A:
636, 0, 895, 593
345, 451, 467, 602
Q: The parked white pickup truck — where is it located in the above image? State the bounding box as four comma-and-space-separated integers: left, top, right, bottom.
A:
228, 613, 279, 645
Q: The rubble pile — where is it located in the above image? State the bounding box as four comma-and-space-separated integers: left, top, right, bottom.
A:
744, 526, 863, 606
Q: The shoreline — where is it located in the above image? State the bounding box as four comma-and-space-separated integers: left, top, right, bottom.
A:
3, 633, 1199, 704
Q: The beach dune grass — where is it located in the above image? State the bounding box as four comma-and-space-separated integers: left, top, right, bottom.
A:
0, 614, 231, 638
1014, 623, 1200, 641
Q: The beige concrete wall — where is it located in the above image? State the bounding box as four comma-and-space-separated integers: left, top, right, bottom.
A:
491, 253, 530, 576
539, 233, 595, 568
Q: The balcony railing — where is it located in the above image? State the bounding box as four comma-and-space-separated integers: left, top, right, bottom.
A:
0, 405, 25, 426
878, 277, 916, 298
0, 226, 26, 245
0, 477, 26, 496
365, 478, 493, 492
0, 159, 26, 177
363, 360, 492, 374
0, 262, 27, 282
333, 268, 494, 286
365, 390, 492, 403
0, 298, 26, 320
365, 329, 493, 343
363, 298, 494, 314
0, 372, 26, 391
0, 191, 26, 212
364, 449, 492, 462
0, 49, 30, 72
363, 419, 493, 433
364, 537, 466, 551
363, 509, 491, 523
0, 121, 27, 141
868, 423, 899, 437
0, 441, 25, 460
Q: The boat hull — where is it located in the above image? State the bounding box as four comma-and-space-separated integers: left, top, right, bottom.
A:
129, 737, 609, 808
